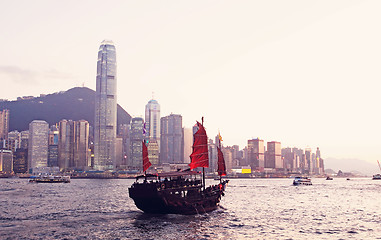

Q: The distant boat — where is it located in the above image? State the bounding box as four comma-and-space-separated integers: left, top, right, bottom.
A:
128, 119, 229, 215
372, 160, 381, 180
293, 176, 312, 185
326, 176, 333, 180
29, 174, 70, 183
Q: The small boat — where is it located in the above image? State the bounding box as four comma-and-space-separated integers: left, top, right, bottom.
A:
372, 174, 381, 180
129, 119, 228, 215
372, 160, 381, 180
293, 176, 312, 185
29, 175, 70, 183
326, 176, 333, 180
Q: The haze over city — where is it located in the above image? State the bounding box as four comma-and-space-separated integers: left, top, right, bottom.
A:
0, 0, 380, 165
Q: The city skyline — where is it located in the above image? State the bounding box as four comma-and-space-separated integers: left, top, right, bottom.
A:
0, 1, 380, 164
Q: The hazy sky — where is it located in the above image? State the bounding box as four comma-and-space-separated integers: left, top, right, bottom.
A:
1, 0, 380, 164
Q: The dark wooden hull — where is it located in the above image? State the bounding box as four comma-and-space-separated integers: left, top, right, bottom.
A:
129, 182, 227, 215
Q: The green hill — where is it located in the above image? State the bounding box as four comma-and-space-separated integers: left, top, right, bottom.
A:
0, 87, 131, 132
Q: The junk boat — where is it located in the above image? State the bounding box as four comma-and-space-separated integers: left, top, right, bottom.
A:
29, 175, 70, 183
372, 160, 381, 180
293, 176, 312, 185
129, 119, 229, 215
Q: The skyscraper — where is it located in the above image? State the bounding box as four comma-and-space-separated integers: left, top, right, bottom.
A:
145, 99, 160, 165
94, 40, 117, 171
28, 120, 49, 173
58, 119, 90, 171
0, 109, 9, 141
265, 141, 282, 169
247, 138, 265, 170
145, 99, 160, 144
130, 117, 144, 169
160, 114, 183, 164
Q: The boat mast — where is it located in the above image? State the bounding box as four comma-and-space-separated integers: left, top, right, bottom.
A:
202, 117, 205, 191
218, 133, 222, 183
378, 160, 381, 172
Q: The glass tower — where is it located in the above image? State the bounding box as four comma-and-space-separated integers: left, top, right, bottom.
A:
94, 40, 117, 171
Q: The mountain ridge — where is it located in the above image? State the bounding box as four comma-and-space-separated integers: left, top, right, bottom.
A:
324, 157, 379, 176
0, 87, 131, 132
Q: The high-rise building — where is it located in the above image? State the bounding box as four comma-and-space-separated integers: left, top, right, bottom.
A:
74, 120, 90, 170
160, 114, 183, 164
58, 120, 74, 170
118, 123, 130, 169
147, 139, 159, 165
28, 120, 49, 173
20, 131, 29, 150
0, 109, 9, 141
305, 148, 312, 174
58, 119, 90, 171
247, 138, 265, 170
7, 130, 21, 152
183, 128, 193, 164
266, 141, 282, 169
115, 137, 123, 169
0, 149, 13, 174
94, 40, 117, 171
48, 126, 59, 167
145, 99, 160, 144
13, 148, 28, 173
129, 117, 144, 169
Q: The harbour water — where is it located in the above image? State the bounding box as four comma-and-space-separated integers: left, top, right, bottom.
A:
1, 178, 381, 239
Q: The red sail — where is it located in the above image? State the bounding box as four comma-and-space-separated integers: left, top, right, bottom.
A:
142, 141, 152, 172
189, 121, 209, 170
217, 146, 227, 176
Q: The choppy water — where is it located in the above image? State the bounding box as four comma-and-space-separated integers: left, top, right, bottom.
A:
1, 178, 381, 239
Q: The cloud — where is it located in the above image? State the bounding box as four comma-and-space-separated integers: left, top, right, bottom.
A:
0, 65, 38, 84
0, 65, 73, 85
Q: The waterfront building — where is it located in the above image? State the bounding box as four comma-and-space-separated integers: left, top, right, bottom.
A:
145, 99, 160, 146
7, 130, 21, 152
208, 139, 217, 174
20, 131, 29, 150
58, 120, 90, 171
0, 109, 9, 141
74, 120, 90, 170
160, 114, 183, 164
94, 40, 117, 171
183, 127, 193, 164
118, 123, 130, 169
266, 141, 282, 169
58, 120, 74, 170
115, 137, 123, 169
13, 148, 28, 173
48, 126, 59, 167
28, 120, 49, 173
0, 149, 13, 173
247, 138, 265, 170
282, 147, 297, 171
129, 117, 144, 170
147, 139, 159, 165
305, 148, 312, 174
222, 147, 234, 173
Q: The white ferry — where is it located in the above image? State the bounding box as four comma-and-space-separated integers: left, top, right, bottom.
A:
293, 176, 312, 186
29, 175, 70, 183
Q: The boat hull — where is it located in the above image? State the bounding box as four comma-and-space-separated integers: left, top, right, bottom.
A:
129, 182, 227, 215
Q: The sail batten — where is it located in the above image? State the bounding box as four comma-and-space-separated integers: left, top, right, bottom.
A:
189, 121, 209, 170
142, 141, 152, 172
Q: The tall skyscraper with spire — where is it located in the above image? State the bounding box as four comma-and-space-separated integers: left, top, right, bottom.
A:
145, 98, 160, 165
145, 99, 160, 143
94, 40, 117, 171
